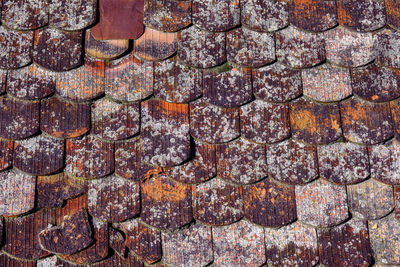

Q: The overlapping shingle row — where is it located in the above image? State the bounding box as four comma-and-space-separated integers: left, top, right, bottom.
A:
0, 0, 400, 266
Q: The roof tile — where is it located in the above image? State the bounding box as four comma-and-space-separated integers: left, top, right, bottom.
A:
213, 220, 266, 267
290, 97, 342, 145
49, 0, 96, 30
203, 67, 252, 108
167, 141, 216, 184
369, 141, 400, 184
240, 0, 288, 32
253, 62, 302, 103
340, 97, 393, 145
0, 26, 33, 69
386, 0, 400, 29
7, 64, 56, 100
0, 140, 13, 171
351, 63, 400, 102
375, 29, 400, 69
109, 227, 126, 257
289, 0, 337, 32
162, 224, 213, 267
93, 253, 143, 267
134, 28, 177, 61
58, 219, 108, 265
144, 0, 191, 32
66, 135, 114, 178
37, 173, 86, 208
193, 177, 243, 225
37, 256, 58, 267
88, 175, 140, 222
0, 69, 6, 94
177, 26, 226, 68
2, 0, 48, 30
141, 99, 190, 167
296, 178, 349, 227
395, 185, 400, 220
3, 209, 54, 260
14, 135, 64, 176
0, 254, 35, 267
276, 26, 325, 68
391, 99, 400, 141
141, 174, 192, 230
116, 145, 157, 182
0, 96, 40, 140
115, 139, 162, 182
267, 139, 318, 184
0, 169, 35, 216
92, 98, 139, 140
369, 213, 400, 265
121, 219, 162, 264
40, 96, 91, 139
190, 98, 240, 144
33, 28, 83, 71
105, 53, 153, 102
154, 56, 202, 103
226, 27, 275, 68
85, 30, 129, 60
265, 221, 319, 267
217, 138, 267, 184
337, 0, 385, 32
56, 57, 105, 101
90, 0, 144, 40
39, 209, 93, 254
241, 100, 290, 144
348, 178, 394, 220
244, 179, 296, 227
325, 27, 374, 67
318, 219, 373, 267
192, 0, 240, 32
318, 142, 370, 185
302, 63, 352, 102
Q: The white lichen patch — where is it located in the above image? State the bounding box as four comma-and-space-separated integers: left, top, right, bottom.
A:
267, 139, 318, 184
190, 98, 240, 144
375, 29, 400, 69
317, 142, 370, 184
92, 98, 139, 140
276, 25, 325, 68
49, 0, 96, 30
193, 177, 243, 225
2, 0, 48, 30
295, 178, 348, 227
0, 169, 35, 216
212, 220, 265, 267
178, 26, 226, 68
370, 141, 400, 184
253, 62, 302, 102
226, 27, 275, 67
162, 224, 213, 267
192, 0, 240, 31
324, 26, 374, 67
241, 0, 288, 32
217, 138, 268, 184
241, 99, 290, 144
88, 175, 140, 222
302, 63, 352, 102
265, 221, 318, 267
105, 54, 153, 102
